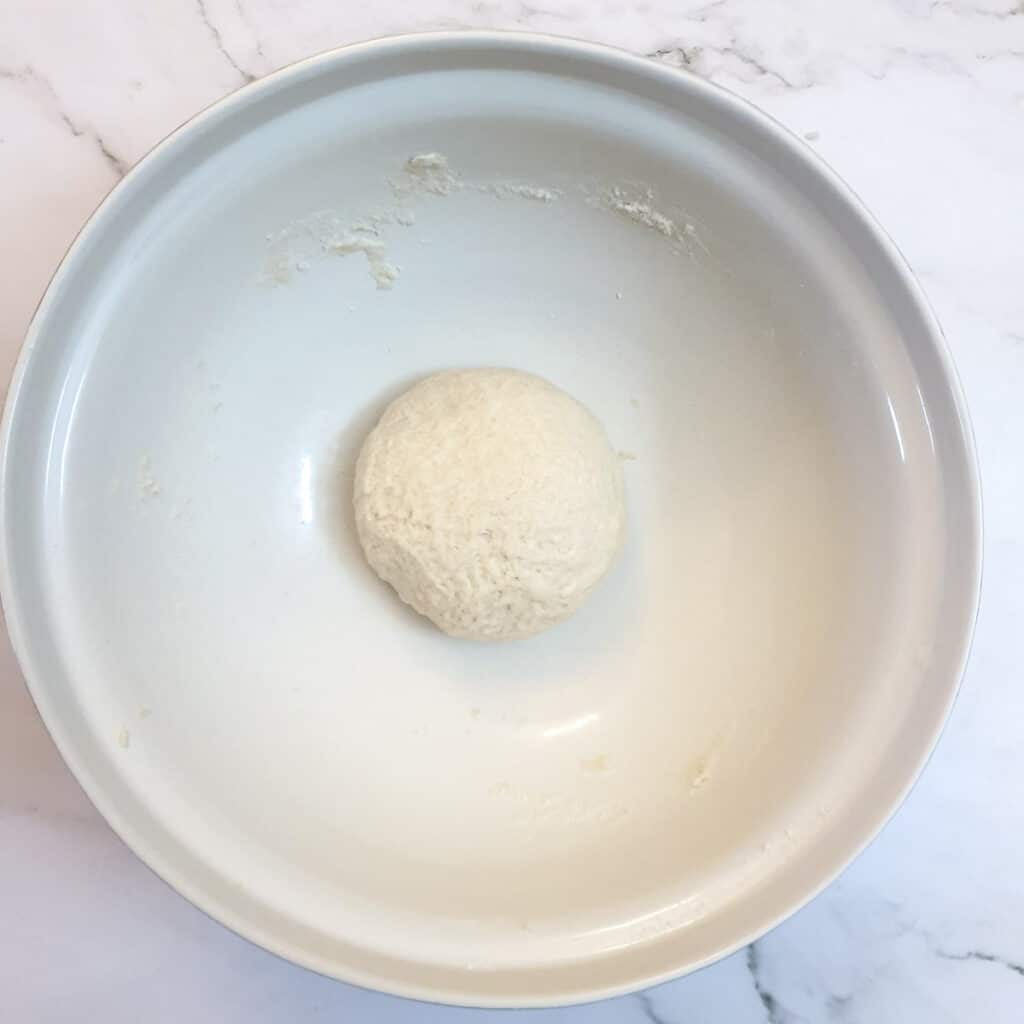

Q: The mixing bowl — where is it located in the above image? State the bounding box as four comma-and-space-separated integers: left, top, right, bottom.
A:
0, 32, 980, 1007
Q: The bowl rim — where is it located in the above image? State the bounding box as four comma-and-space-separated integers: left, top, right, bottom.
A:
0, 30, 982, 1008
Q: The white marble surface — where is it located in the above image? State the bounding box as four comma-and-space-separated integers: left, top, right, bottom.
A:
1, 1, 1023, 1020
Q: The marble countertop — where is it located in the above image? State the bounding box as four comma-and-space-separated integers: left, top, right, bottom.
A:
2, 1, 1022, 1021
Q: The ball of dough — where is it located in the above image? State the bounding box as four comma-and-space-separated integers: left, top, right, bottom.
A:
353, 368, 626, 640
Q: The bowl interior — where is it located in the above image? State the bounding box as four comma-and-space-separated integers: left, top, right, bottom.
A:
1, 37, 976, 1005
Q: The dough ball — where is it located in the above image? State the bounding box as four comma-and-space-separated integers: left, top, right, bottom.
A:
353, 368, 626, 640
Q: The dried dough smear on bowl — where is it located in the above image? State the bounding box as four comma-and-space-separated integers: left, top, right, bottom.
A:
0, 33, 980, 1008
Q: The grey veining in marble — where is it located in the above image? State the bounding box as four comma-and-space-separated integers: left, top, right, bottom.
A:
1, 1, 1023, 1021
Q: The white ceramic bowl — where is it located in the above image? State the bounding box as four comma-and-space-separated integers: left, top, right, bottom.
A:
0, 33, 980, 1007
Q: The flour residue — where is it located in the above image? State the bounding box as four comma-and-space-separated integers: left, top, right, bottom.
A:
398, 152, 461, 196
478, 182, 562, 202
683, 723, 737, 795
330, 233, 400, 290
593, 185, 708, 258
263, 151, 709, 289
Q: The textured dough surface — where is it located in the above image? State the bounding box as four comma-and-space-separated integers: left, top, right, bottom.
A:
353, 368, 626, 640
